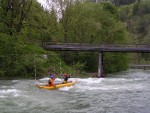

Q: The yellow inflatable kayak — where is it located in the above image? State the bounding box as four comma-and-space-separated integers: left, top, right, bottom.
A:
36, 80, 76, 90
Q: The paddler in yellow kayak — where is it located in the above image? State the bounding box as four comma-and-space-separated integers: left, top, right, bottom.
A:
47, 74, 56, 88
63, 73, 70, 83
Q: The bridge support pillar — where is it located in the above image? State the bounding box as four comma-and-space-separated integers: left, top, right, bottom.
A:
98, 52, 103, 78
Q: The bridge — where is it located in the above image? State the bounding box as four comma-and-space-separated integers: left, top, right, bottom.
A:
42, 43, 150, 52
130, 64, 150, 70
42, 42, 150, 77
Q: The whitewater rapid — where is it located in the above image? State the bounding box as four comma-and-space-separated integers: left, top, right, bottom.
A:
1, 69, 150, 113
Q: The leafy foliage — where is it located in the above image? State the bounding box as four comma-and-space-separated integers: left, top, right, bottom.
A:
0, 0, 63, 79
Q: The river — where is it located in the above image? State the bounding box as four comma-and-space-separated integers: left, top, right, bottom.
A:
0, 69, 150, 113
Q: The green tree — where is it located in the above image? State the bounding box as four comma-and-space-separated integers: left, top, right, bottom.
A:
0, 0, 32, 36
0, 0, 62, 78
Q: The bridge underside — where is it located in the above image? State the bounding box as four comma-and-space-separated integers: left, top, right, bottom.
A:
43, 45, 150, 53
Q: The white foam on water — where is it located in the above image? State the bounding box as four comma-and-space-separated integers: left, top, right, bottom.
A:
0, 95, 7, 98
0, 89, 21, 97
12, 80, 19, 83
1, 86, 8, 88
75, 85, 118, 91
76, 78, 103, 84
59, 86, 74, 91
39, 77, 49, 81
73, 77, 144, 92
35, 81, 46, 86
76, 84, 143, 92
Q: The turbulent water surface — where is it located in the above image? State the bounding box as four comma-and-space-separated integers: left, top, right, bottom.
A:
1, 69, 150, 113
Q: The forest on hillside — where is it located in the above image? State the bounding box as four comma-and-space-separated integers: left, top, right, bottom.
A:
0, 0, 150, 79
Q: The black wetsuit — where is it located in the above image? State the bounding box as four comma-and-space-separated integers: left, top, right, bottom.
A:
64, 75, 70, 82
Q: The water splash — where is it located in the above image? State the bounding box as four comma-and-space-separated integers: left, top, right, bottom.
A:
0, 89, 21, 97
73, 77, 144, 92
59, 86, 74, 91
